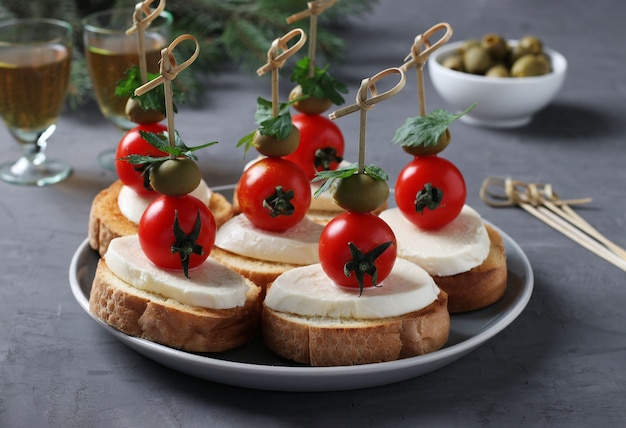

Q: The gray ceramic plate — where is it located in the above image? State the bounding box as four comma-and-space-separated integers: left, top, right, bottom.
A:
69, 216, 533, 391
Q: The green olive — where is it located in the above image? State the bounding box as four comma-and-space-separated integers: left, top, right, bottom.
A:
442, 54, 464, 71
511, 54, 551, 77
333, 173, 389, 213
481, 33, 508, 60
150, 158, 201, 196
289, 85, 332, 115
253, 125, 300, 157
125, 98, 166, 125
510, 36, 544, 65
462, 45, 493, 74
518, 35, 543, 54
458, 39, 481, 56
401, 128, 451, 156
485, 63, 510, 78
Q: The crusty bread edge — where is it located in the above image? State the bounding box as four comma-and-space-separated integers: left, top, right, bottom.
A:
433, 224, 508, 313
88, 180, 234, 257
210, 245, 305, 292
261, 290, 450, 366
89, 259, 262, 353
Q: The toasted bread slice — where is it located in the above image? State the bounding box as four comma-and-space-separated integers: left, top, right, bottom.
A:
88, 180, 234, 257
433, 224, 507, 313
261, 290, 449, 366
89, 259, 262, 352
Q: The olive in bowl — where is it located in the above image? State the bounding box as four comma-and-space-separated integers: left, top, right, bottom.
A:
428, 40, 567, 128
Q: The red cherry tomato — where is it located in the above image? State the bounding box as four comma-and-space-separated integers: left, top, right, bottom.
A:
284, 113, 344, 180
394, 155, 466, 230
115, 123, 168, 195
138, 195, 216, 272
319, 212, 396, 290
236, 157, 311, 232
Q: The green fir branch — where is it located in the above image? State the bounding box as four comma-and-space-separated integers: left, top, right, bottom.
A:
0, 0, 378, 110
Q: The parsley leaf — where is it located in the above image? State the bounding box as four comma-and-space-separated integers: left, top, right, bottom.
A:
119, 130, 218, 165
392, 104, 476, 148
115, 65, 185, 114
236, 130, 257, 156
313, 163, 389, 197
237, 96, 297, 155
290, 56, 348, 106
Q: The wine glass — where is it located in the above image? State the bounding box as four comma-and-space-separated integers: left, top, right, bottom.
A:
0, 18, 73, 186
82, 8, 173, 170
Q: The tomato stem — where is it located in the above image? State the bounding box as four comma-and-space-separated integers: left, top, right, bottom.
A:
263, 186, 296, 217
171, 208, 204, 279
415, 182, 444, 213
344, 241, 393, 296
314, 147, 343, 171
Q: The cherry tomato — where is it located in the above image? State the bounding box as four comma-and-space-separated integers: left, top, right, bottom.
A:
395, 155, 466, 230
284, 113, 344, 180
319, 212, 396, 291
236, 157, 311, 232
138, 195, 216, 273
115, 123, 168, 195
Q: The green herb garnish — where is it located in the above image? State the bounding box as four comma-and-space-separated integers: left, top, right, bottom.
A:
290, 56, 348, 105
120, 130, 218, 165
392, 103, 476, 148
237, 96, 302, 155
313, 162, 388, 197
115, 65, 185, 114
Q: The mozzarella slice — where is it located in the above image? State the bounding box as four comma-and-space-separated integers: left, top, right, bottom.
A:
214, 214, 323, 265
105, 235, 248, 309
264, 259, 439, 319
118, 179, 212, 224
379, 205, 490, 276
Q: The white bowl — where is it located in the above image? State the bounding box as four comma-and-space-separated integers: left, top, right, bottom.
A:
428, 40, 567, 128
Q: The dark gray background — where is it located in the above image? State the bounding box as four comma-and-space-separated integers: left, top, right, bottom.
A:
2, 0, 625, 426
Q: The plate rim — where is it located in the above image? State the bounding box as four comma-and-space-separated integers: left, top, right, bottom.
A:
69, 222, 533, 391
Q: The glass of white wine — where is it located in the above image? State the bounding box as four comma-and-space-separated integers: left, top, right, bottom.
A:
82, 8, 172, 170
0, 18, 73, 186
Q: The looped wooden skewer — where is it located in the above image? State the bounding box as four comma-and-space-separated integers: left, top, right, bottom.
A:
330, 67, 406, 119
126, 0, 167, 84
480, 176, 529, 207
134, 34, 199, 96
330, 68, 406, 173
481, 176, 592, 208
286, 0, 337, 78
400, 23, 452, 117
286, 0, 338, 23
480, 176, 626, 272
256, 29, 307, 76
134, 34, 200, 151
400, 22, 452, 72
126, 0, 166, 34
256, 29, 306, 117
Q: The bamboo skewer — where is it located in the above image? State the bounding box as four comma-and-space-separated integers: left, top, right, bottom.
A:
400, 23, 452, 117
134, 34, 200, 151
126, 0, 167, 84
256, 29, 306, 117
329, 68, 406, 173
480, 176, 626, 272
537, 185, 626, 260
524, 201, 626, 272
286, 0, 337, 78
